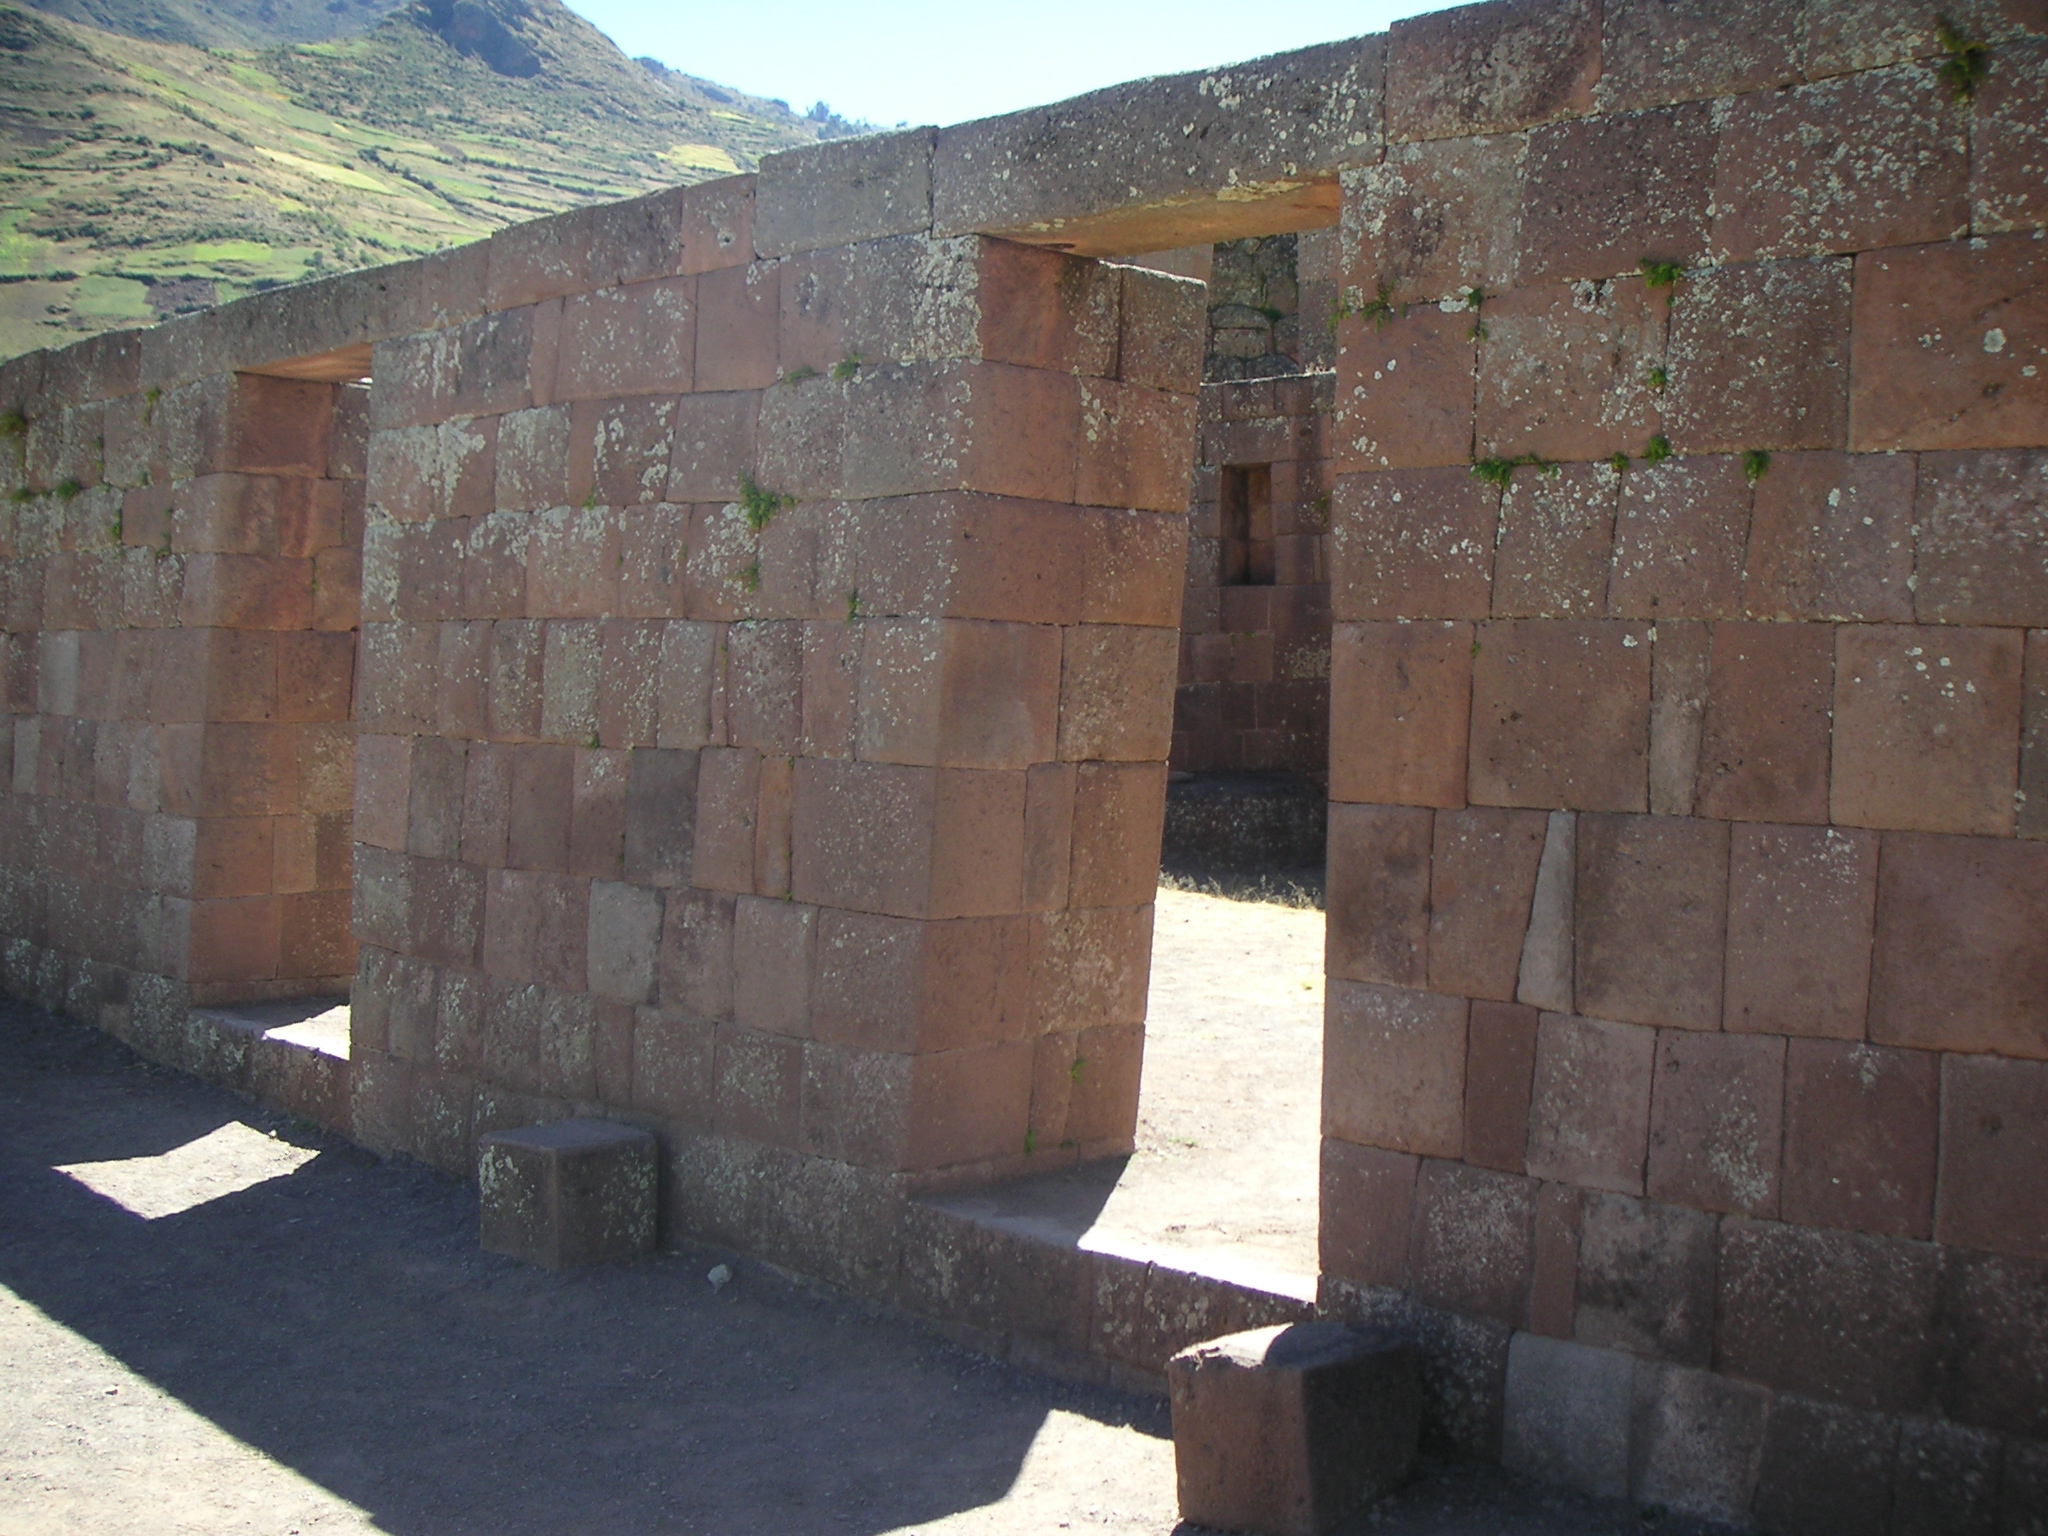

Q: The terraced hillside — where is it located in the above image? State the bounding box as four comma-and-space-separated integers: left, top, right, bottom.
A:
0, 0, 837, 359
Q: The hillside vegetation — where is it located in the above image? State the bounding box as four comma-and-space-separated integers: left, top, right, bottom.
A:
0, 0, 837, 360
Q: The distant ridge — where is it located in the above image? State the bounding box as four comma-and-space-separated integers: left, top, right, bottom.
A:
0, 0, 852, 359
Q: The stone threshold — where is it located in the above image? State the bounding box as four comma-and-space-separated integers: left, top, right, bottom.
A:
180, 996, 353, 1136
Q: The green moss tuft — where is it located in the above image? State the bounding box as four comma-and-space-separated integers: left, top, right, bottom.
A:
737, 472, 795, 532
1936, 15, 1990, 101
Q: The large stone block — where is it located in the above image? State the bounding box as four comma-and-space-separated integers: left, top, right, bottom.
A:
1831, 626, 2025, 837
1167, 1322, 1419, 1536
1709, 65, 1967, 263
1385, 0, 1601, 142
1851, 232, 2048, 452
476, 1118, 657, 1270
932, 42, 1380, 255
1869, 832, 2048, 1058
754, 129, 937, 258
1468, 620, 1651, 812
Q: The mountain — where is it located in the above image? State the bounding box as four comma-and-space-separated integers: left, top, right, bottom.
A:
22, 0, 408, 50
0, 0, 845, 360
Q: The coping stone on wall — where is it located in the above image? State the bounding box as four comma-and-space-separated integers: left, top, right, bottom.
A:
930, 38, 1386, 258
755, 128, 939, 258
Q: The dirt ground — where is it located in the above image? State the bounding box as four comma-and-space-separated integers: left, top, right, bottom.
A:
1125, 887, 1324, 1289
0, 972, 1727, 1534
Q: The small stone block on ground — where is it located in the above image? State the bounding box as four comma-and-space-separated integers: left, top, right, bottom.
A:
1167, 1321, 1419, 1536
477, 1119, 659, 1270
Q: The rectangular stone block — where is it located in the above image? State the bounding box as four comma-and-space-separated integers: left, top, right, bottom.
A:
1870, 832, 2048, 1061
1322, 980, 1466, 1160
1477, 280, 1663, 461
1501, 1333, 1631, 1501
1783, 1039, 1938, 1241
1938, 1054, 2048, 1262
1574, 1191, 1718, 1365
1331, 467, 1497, 621
1329, 622, 1472, 809
694, 262, 779, 393
1913, 448, 2048, 627
932, 42, 1379, 254
1607, 457, 1751, 621
1574, 812, 1727, 1031
554, 279, 694, 402
1740, 450, 1914, 622
1693, 620, 1834, 824
1937, 1248, 2048, 1441
1463, 1001, 1538, 1175
477, 1118, 657, 1270
1973, 33, 2048, 234
1325, 803, 1432, 989
1525, 1012, 1655, 1196
1594, 0, 1800, 112
1056, 624, 1177, 763
1751, 1397, 1899, 1536
756, 129, 936, 258
1385, 0, 1601, 142
1717, 1216, 1940, 1413
1318, 1139, 1418, 1289
1468, 620, 1650, 812
1646, 1030, 1783, 1217
1709, 66, 1967, 263
1332, 309, 1476, 473
1408, 1160, 1535, 1327
1516, 103, 1716, 284
1427, 806, 1547, 1001
1832, 625, 2024, 836
1628, 1359, 1769, 1525
1723, 822, 1877, 1038
1168, 1323, 1419, 1536
1851, 232, 2048, 451
1344, 136, 1528, 305
1662, 259, 1853, 454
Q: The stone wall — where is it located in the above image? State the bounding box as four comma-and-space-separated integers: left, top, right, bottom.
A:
3, 2, 2047, 1526
341, 191, 1203, 1192
0, 353, 363, 1023
1318, 2, 2048, 1524
1174, 373, 1333, 780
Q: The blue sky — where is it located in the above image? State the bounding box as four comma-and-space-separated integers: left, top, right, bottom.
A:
564, 1, 1441, 128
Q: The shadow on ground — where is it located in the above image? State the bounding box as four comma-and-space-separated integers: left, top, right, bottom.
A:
0, 1000, 1168, 1536
0, 1000, 1733, 1536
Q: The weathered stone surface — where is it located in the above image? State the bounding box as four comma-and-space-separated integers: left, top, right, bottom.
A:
1501, 1333, 1631, 1499
755, 130, 937, 258
1167, 1322, 1419, 1536
932, 41, 1382, 255
477, 1118, 658, 1270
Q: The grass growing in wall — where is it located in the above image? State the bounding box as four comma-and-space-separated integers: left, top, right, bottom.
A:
1471, 454, 1560, 488
1937, 15, 1990, 101
737, 472, 795, 531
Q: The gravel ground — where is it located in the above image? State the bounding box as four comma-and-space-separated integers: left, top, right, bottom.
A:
0, 994, 1728, 1536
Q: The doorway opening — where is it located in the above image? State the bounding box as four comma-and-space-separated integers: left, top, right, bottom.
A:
189, 351, 367, 1079
939, 232, 1338, 1297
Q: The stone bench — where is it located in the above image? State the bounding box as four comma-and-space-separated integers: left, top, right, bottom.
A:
1167, 1321, 1419, 1536
477, 1119, 658, 1270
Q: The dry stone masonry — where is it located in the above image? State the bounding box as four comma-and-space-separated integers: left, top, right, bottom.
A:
2, 0, 2045, 1527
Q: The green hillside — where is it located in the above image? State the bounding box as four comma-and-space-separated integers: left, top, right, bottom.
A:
0, 0, 836, 360
23, 0, 407, 50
